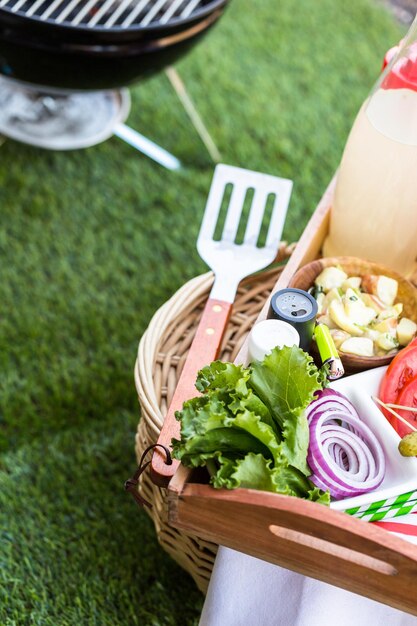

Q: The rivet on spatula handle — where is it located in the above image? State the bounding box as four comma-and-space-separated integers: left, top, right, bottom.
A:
151, 298, 233, 487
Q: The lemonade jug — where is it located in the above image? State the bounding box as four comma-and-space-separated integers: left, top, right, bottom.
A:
323, 17, 417, 276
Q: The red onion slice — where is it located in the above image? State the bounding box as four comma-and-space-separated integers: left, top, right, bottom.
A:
306, 388, 359, 424
307, 408, 385, 500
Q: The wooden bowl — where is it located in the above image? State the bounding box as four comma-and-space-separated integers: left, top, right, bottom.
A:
288, 256, 417, 371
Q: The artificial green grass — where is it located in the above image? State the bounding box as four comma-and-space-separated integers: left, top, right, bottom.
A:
0, 1, 402, 624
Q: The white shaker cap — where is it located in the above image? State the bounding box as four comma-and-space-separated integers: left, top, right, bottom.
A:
247, 319, 300, 363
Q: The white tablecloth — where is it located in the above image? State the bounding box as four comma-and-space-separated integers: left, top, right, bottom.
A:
199, 546, 417, 626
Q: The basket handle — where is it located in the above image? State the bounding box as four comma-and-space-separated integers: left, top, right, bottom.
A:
151, 298, 233, 487
125, 444, 172, 507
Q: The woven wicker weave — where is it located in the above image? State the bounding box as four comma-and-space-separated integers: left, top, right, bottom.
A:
134, 243, 295, 593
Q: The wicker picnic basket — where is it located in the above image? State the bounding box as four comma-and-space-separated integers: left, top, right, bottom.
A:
132, 177, 417, 615
134, 243, 295, 593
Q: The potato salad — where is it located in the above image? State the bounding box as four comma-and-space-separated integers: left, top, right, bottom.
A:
313, 266, 417, 357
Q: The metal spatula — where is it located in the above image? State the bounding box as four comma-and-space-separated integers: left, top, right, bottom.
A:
151, 164, 293, 486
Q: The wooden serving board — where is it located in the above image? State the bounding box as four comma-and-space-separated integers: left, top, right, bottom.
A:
168, 467, 417, 615
165, 175, 417, 615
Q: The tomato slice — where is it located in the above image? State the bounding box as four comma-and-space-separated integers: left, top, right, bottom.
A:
393, 377, 417, 437
380, 346, 417, 399
379, 341, 417, 430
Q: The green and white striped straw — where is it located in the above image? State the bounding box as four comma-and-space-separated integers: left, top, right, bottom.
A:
344, 490, 417, 522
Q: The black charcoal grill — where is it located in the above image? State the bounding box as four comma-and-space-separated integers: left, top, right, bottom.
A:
0, 0, 228, 164
0, 0, 227, 88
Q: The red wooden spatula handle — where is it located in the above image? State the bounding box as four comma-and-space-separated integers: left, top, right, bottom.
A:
151, 298, 233, 487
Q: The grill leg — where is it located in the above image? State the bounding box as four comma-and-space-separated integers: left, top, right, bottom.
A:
113, 122, 181, 171
166, 66, 221, 164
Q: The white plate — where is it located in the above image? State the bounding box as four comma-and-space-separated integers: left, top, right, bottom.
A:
328, 366, 417, 511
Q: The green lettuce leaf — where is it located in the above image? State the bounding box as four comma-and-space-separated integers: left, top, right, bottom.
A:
213, 453, 328, 503
173, 399, 283, 468
308, 486, 331, 505
172, 428, 271, 467
214, 453, 283, 492
196, 361, 250, 394
172, 346, 329, 505
249, 346, 323, 475
196, 361, 277, 434
227, 409, 283, 463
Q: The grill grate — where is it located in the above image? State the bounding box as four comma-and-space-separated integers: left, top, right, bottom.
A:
0, 0, 207, 29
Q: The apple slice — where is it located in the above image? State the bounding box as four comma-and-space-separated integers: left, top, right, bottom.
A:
316, 314, 337, 329
341, 276, 362, 291
397, 317, 417, 346
364, 328, 381, 342
328, 300, 363, 336
316, 292, 326, 315
344, 288, 376, 326
362, 274, 398, 306
373, 317, 398, 336
314, 267, 347, 292
361, 293, 386, 313
377, 304, 403, 321
323, 287, 342, 310
340, 337, 374, 357
376, 333, 399, 352
329, 329, 351, 349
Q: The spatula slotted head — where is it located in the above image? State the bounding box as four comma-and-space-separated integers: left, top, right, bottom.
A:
197, 164, 293, 300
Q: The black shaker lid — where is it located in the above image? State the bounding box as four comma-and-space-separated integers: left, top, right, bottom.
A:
270, 288, 318, 322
